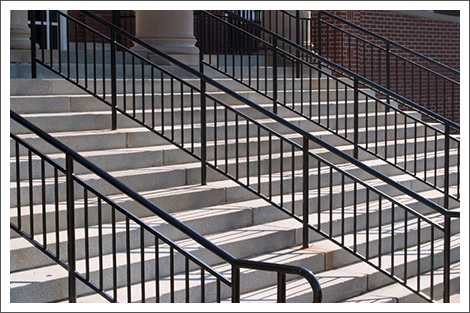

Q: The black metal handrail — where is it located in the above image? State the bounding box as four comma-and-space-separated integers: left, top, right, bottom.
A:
11, 110, 322, 303
203, 10, 460, 206
28, 10, 459, 302
315, 10, 460, 124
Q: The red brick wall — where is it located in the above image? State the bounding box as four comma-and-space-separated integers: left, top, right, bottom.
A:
314, 10, 460, 123
67, 11, 135, 48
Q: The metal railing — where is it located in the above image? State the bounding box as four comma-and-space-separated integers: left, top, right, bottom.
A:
28, 10, 459, 302
316, 10, 460, 124
10, 110, 322, 303
260, 10, 460, 124
201, 10, 460, 209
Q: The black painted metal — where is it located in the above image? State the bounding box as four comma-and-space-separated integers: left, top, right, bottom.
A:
204, 10, 460, 206
319, 10, 459, 122
11, 110, 322, 303
200, 10, 459, 302
25, 9, 459, 303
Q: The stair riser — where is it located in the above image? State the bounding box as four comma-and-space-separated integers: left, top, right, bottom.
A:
10, 225, 298, 303
366, 245, 461, 292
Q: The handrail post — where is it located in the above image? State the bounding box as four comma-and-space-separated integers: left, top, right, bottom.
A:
30, 10, 37, 79
443, 215, 451, 303
272, 36, 278, 114
198, 11, 207, 185
277, 272, 287, 302
110, 29, 117, 130
302, 136, 309, 248
353, 78, 359, 159
66, 155, 77, 302
231, 265, 240, 302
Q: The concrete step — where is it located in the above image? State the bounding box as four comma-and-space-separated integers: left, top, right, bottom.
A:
9, 69, 460, 304
340, 262, 460, 303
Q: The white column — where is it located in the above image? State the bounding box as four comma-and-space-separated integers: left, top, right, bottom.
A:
132, 10, 199, 66
10, 10, 33, 63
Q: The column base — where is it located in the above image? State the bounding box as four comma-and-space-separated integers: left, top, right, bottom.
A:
148, 53, 199, 67
11, 50, 31, 63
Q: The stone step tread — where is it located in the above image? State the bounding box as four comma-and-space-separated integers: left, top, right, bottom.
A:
340, 262, 461, 303
11, 216, 459, 303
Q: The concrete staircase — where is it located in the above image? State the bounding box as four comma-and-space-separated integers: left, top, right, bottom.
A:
10, 63, 460, 303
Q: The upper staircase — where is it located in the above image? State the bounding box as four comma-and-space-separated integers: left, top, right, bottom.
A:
10, 10, 460, 304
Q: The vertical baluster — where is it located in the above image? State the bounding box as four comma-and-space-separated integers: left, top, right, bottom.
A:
123, 53, 127, 112
191, 90, 195, 153
126, 216, 131, 302
316, 158, 321, 231
66, 155, 76, 302
54, 168, 59, 257
391, 203, 395, 276
214, 101, 218, 168
98, 198, 104, 291
353, 181, 357, 252
132, 55, 136, 118
151, 67, 155, 129
180, 83, 184, 146
141, 227, 146, 303
185, 258, 190, 303
93, 33, 97, 94
15, 141, 21, 229
366, 189, 370, 260
84, 189, 90, 280
200, 269, 205, 303
291, 145, 295, 215
161, 72, 165, 135
155, 238, 160, 303
279, 140, 283, 208
303, 137, 309, 248
102, 39, 105, 99
41, 159, 46, 247
28, 150, 33, 238
397, 111, 401, 167
268, 133, 272, 199
378, 196, 382, 268
74, 22, 79, 83
417, 219, 421, 293
58, 11, 62, 74
424, 127, 428, 182
84, 27, 88, 89
48, 11, 54, 68
247, 122, 251, 187
277, 272, 287, 303
170, 246, 175, 303
341, 175, 345, 246
112, 207, 117, 300
329, 167, 333, 237
111, 29, 117, 130
414, 120, 418, 176
141, 61, 145, 125
404, 210, 408, 284
231, 265, 240, 303
171, 78, 175, 141
326, 73, 330, 130
236, 115, 240, 180
430, 227, 435, 300
225, 108, 229, 175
